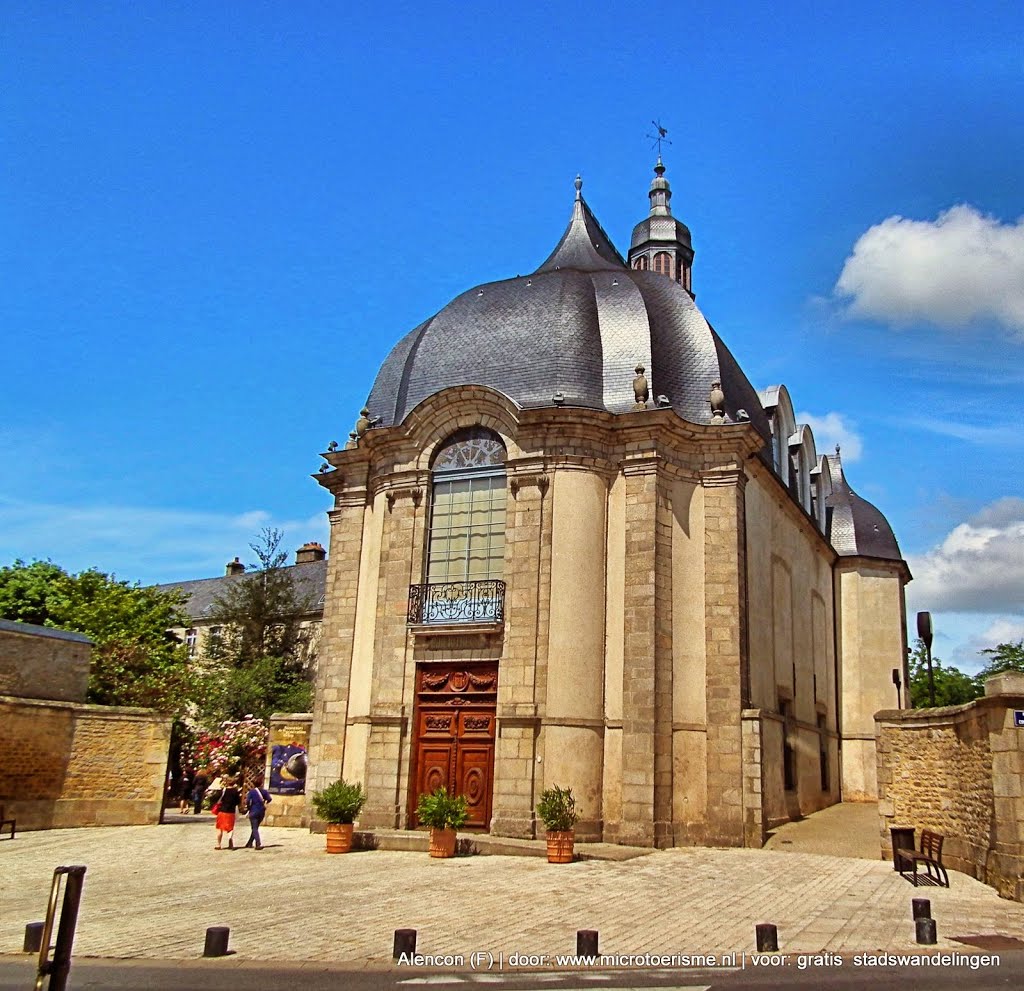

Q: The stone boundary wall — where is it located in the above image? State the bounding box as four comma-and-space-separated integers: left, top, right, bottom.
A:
875, 672, 1024, 902
264, 713, 312, 828
0, 620, 91, 703
0, 696, 172, 830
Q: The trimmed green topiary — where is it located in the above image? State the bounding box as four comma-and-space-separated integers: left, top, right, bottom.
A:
416, 786, 469, 830
537, 785, 579, 832
311, 779, 366, 824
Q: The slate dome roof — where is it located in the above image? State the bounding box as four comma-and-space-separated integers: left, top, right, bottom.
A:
825, 452, 903, 561
365, 178, 770, 444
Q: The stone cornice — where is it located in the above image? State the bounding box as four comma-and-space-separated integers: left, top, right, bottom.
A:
700, 466, 748, 490
834, 554, 912, 585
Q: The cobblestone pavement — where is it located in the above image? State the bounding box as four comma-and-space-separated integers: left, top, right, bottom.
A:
2, 818, 1024, 967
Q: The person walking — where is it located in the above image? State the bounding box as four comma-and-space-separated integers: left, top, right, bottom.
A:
178, 768, 195, 814
213, 776, 242, 850
191, 769, 210, 815
243, 776, 272, 850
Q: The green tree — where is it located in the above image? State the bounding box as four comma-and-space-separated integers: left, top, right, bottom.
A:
0, 559, 193, 711
207, 528, 313, 664
907, 637, 983, 708
194, 529, 316, 723
977, 639, 1024, 680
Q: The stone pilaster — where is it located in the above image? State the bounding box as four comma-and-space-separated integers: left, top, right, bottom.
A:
360, 481, 424, 829
741, 708, 766, 847
491, 467, 549, 838
702, 467, 748, 846
614, 456, 673, 847
308, 481, 369, 801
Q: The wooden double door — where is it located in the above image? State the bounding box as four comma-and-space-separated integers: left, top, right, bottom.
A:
410, 661, 497, 830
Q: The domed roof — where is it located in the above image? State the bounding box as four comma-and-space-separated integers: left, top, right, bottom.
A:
365, 178, 770, 444
825, 451, 903, 561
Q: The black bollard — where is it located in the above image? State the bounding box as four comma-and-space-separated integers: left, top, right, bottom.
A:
393, 929, 417, 959
23, 922, 44, 954
916, 917, 937, 945
755, 923, 779, 952
576, 930, 599, 960
203, 926, 230, 958
912, 898, 932, 921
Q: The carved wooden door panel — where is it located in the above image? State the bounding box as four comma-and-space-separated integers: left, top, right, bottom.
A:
410, 662, 497, 830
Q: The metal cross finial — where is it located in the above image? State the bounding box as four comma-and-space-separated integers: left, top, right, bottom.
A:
646, 120, 672, 158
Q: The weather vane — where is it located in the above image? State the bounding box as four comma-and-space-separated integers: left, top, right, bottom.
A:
646, 120, 671, 158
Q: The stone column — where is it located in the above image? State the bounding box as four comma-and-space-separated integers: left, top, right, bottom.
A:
544, 468, 608, 841
702, 467, 749, 846
491, 467, 550, 838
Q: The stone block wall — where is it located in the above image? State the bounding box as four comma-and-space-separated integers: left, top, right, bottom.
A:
876, 672, 1024, 901
0, 620, 91, 703
0, 696, 172, 830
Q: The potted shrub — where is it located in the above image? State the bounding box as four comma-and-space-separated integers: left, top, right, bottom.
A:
537, 785, 579, 863
311, 780, 366, 854
416, 786, 469, 858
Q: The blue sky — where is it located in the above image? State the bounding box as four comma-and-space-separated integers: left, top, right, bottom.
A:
3, 2, 1023, 673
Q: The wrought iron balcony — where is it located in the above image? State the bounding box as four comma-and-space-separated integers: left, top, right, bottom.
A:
407, 579, 506, 626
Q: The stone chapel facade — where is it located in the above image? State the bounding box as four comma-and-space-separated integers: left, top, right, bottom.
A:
306, 164, 910, 848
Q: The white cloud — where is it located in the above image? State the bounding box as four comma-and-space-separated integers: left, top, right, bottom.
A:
902, 417, 1024, 446
907, 498, 1024, 613
0, 498, 329, 585
834, 205, 1024, 336
795, 411, 863, 462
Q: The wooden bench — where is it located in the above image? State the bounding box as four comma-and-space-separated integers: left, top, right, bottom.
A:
0, 804, 14, 840
896, 828, 949, 887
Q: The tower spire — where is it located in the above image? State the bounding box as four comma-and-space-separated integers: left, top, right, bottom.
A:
627, 157, 695, 298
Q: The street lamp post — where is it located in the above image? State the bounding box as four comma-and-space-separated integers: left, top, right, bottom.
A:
917, 611, 935, 707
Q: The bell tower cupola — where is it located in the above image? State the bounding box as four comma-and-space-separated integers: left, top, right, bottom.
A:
627, 157, 695, 298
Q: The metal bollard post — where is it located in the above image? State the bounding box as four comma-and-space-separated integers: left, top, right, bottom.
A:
755, 923, 779, 952
24, 923, 44, 954
916, 917, 937, 945
203, 926, 230, 958
912, 898, 931, 920
393, 928, 417, 959
35, 865, 87, 991
576, 930, 599, 960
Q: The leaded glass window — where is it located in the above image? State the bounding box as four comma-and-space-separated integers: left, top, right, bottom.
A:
427, 428, 506, 583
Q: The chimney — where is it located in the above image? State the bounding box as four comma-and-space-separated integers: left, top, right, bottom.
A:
225, 557, 245, 576
295, 541, 326, 565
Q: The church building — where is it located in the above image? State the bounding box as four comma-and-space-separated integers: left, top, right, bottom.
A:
307, 162, 910, 848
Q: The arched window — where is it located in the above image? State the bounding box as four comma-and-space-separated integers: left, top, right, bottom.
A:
653, 252, 671, 276
633, 256, 648, 271
426, 427, 506, 585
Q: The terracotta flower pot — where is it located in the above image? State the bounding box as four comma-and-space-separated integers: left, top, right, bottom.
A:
546, 829, 575, 863
325, 822, 354, 854
429, 826, 457, 858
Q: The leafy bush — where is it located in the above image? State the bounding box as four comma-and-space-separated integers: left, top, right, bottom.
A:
537, 785, 579, 832
311, 780, 367, 824
416, 786, 469, 830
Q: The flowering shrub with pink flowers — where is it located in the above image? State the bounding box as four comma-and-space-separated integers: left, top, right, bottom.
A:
186, 716, 268, 779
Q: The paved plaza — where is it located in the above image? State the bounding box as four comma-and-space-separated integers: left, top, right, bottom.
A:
2, 811, 1024, 969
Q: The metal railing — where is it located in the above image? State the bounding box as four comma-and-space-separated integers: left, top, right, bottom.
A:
408, 579, 506, 625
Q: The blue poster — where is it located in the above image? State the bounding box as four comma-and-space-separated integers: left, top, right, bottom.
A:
270, 744, 307, 794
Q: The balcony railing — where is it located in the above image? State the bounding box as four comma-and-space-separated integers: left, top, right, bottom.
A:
407, 579, 506, 626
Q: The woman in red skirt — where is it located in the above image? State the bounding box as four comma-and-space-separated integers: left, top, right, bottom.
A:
214, 776, 242, 849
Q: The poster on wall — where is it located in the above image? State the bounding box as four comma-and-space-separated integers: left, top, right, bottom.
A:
269, 723, 309, 795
